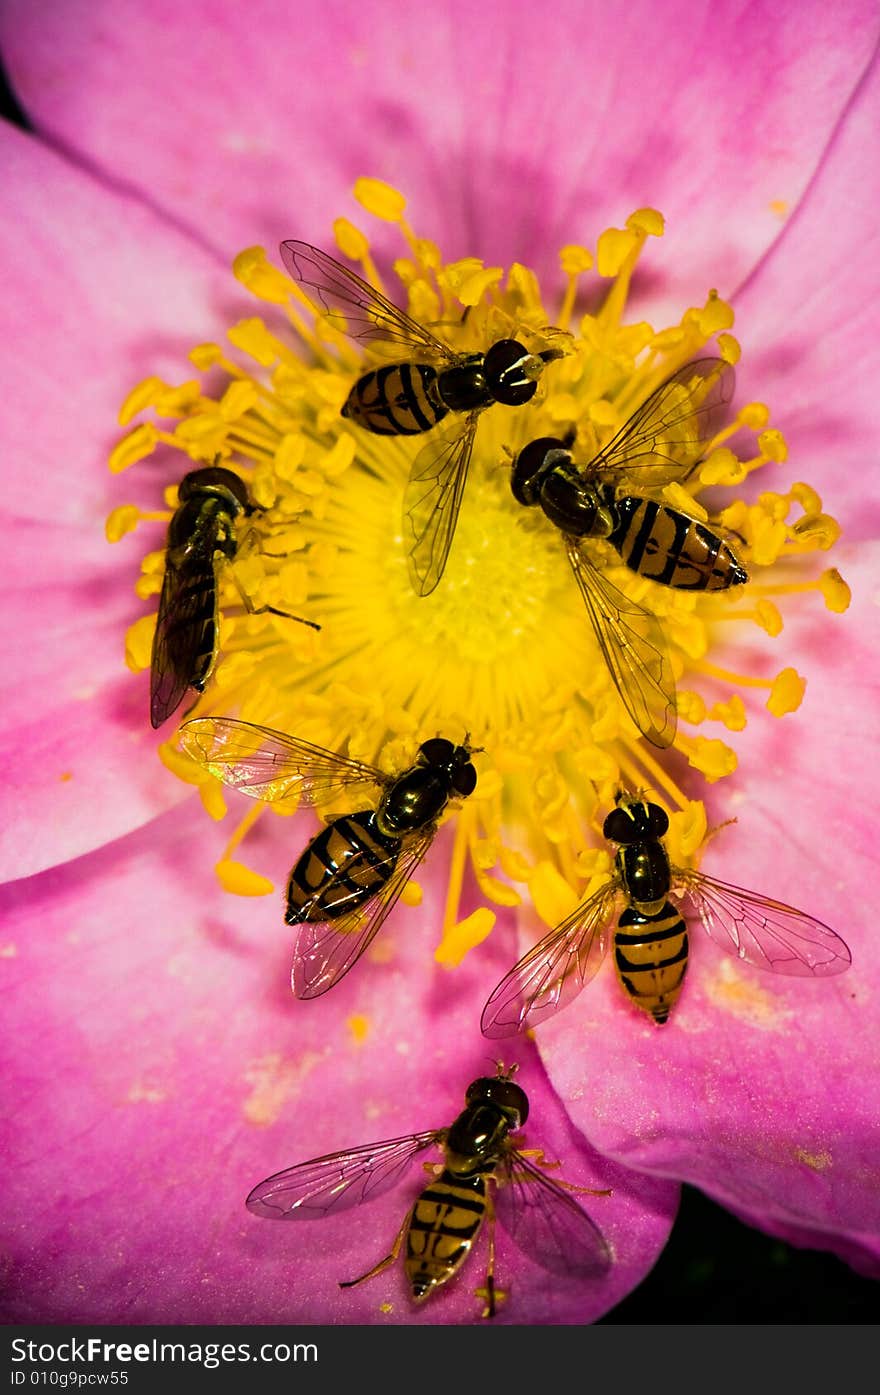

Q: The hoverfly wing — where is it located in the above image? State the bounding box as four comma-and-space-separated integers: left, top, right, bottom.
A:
566, 541, 677, 748
246, 1130, 443, 1220
403, 414, 479, 596
675, 868, 852, 976
150, 550, 216, 728
589, 358, 736, 485
481, 880, 619, 1038
279, 240, 455, 361
495, 1148, 612, 1280
178, 717, 385, 805
290, 829, 436, 998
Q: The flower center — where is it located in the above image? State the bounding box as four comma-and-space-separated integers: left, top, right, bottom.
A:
107, 179, 850, 959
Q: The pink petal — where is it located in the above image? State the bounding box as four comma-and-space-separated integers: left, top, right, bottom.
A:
532, 541, 880, 1275
0, 124, 247, 879
732, 48, 880, 537
0, 806, 677, 1323
2, 0, 876, 309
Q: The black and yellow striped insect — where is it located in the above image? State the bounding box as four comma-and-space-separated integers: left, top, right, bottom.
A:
149, 465, 318, 729
279, 239, 567, 597
481, 791, 852, 1033
509, 358, 744, 748
178, 718, 477, 998
245, 1065, 611, 1318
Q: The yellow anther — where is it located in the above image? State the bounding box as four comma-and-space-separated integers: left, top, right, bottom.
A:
216, 859, 274, 896
528, 861, 581, 928
124, 614, 155, 672
699, 447, 746, 486
710, 695, 748, 731
819, 568, 851, 612
738, 402, 770, 430
791, 513, 840, 549
596, 226, 638, 277
105, 506, 143, 542
767, 667, 806, 716
559, 245, 594, 275
119, 377, 166, 426
434, 907, 496, 968
190, 343, 224, 370
664, 482, 708, 521
457, 267, 505, 307
758, 428, 788, 463
687, 737, 738, 782
626, 208, 665, 237
353, 178, 407, 222
233, 246, 293, 304
754, 600, 783, 636
333, 218, 370, 262
109, 424, 158, 473
227, 318, 281, 367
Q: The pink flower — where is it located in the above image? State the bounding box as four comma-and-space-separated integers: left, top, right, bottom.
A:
1, 0, 878, 1324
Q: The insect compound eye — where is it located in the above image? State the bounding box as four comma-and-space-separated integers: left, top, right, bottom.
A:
603, 800, 668, 844
510, 437, 570, 507
483, 338, 540, 406
645, 803, 669, 838
451, 760, 477, 798
178, 465, 250, 511
418, 737, 456, 768
465, 1077, 530, 1126
603, 806, 639, 844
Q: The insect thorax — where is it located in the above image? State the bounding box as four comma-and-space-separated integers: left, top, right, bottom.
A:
618, 842, 671, 914
376, 766, 453, 837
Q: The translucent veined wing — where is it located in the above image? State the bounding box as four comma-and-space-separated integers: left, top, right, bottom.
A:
150, 549, 218, 728
481, 879, 619, 1037
674, 868, 852, 976
178, 717, 385, 805
587, 358, 736, 485
290, 829, 437, 998
246, 1130, 443, 1220
566, 541, 677, 749
495, 1148, 612, 1280
279, 240, 457, 361
403, 413, 479, 596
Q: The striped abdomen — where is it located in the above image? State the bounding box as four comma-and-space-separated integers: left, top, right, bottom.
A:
342, 363, 446, 435
285, 810, 401, 923
405, 1170, 487, 1302
608, 497, 747, 591
614, 902, 689, 1024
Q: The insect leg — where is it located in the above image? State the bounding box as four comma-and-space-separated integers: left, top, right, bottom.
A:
338, 1208, 411, 1291
478, 1192, 498, 1320
229, 570, 321, 631
512, 1152, 612, 1196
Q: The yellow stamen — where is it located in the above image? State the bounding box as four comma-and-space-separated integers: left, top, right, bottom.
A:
108, 183, 851, 958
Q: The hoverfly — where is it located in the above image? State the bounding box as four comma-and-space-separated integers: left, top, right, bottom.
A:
178, 718, 478, 997
149, 464, 319, 729
509, 358, 744, 748
482, 792, 852, 1034
246, 1064, 611, 1318
279, 239, 567, 597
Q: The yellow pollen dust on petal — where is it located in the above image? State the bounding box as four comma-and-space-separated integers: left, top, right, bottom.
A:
347, 1014, 371, 1044
109, 181, 852, 976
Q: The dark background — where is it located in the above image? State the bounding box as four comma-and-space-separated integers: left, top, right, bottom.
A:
3, 56, 876, 1325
